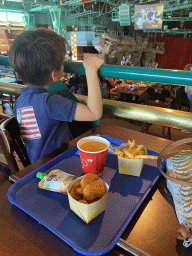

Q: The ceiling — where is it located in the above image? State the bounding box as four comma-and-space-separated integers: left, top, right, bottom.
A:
0, 0, 191, 34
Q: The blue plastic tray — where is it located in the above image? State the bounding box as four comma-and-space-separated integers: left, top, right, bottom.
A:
8, 135, 164, 256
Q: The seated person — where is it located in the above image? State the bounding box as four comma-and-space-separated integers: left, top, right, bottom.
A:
103, 78, 117, 99
160, 85, 171, 102
151, 62, 158, 68
8, 28, 104, 163
110, 80, 126, 100
184, 64, 192, 112
68, 74, 83, 94
157, 63, 166, 69
139, 86, 155, 104
172, 86, 190, 110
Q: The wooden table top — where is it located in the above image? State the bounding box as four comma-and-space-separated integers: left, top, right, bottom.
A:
1, 122, 192, 256
118, 87, 146, 96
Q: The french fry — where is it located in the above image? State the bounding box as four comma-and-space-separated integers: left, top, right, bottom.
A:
115, 139, 157, 161
128, 140, 132, 146
134, 144, 144, 154
124, 150, 135, 159
114, 150, 125, 157
135, 155, 158, 160
129, 139, 136, 150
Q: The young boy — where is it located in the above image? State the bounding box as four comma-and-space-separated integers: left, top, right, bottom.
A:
8, 28, 104, 163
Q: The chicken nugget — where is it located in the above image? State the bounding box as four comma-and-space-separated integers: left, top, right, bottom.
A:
76, 187, 83, 195
89, 197, 102, 204
70, 187, 82, 201
78, 200, 88, 204
83, 180, 106, 202
71, 180, 81, 190
80, 173, 98, 188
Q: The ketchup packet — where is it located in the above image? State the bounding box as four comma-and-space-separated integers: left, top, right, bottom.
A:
37, 169, 78, 194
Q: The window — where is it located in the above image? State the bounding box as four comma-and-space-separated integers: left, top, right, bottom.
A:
0, 12, 24, 23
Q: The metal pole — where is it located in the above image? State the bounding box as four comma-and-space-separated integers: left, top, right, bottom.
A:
64, 61, 192, 86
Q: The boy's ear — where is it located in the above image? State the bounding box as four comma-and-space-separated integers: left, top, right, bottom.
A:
51, 70, 58, 82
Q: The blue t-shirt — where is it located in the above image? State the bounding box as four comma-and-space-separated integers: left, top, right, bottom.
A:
14, 86, 77, 163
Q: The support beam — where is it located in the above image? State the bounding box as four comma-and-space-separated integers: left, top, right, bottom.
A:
49, 7, 68, 36
23, 13, 36, 30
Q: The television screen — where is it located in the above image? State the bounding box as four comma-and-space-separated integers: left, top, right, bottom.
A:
134, 3, 164, 30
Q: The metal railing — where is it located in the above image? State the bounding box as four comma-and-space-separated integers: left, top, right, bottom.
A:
0, 59, 192, 130
64, 61, 192, 130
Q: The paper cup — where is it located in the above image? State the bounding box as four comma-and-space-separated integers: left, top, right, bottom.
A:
117, 143, 147, 176
67, 176, 109, 224
77, 136, 110, 176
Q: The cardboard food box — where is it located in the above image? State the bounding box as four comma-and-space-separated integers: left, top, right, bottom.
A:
117, 143, 147, 176
67, 177, 109, 224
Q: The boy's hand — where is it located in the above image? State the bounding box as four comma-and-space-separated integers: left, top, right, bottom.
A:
83, 56, 104, 71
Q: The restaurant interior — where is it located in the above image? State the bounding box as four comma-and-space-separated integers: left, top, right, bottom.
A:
0, 1, 192, 256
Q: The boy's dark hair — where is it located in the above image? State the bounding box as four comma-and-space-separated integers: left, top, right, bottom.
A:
8, 28, 67, 86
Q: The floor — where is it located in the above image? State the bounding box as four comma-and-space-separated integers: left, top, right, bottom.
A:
101, 114, 192, 142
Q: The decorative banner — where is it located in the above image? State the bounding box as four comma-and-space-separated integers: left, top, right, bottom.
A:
71, 33, 77, 61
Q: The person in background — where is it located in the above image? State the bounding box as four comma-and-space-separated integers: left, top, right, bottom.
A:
8, 28, 104, 163
151, 62, 158, 68
110, 80, 126, 100
184, 64, 192, 112
100, 77, 117, 99
68, 74, 83, 94
178, 63, 192, 133
65, 50, 71, 61
157, 63, 166, 69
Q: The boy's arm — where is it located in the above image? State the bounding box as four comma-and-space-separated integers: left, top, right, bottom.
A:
73, 56, 104, 121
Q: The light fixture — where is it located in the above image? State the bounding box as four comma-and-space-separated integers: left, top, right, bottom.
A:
60, 0, 62, 5
2, 0, 4, 4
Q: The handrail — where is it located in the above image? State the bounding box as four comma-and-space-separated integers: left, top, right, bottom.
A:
1, 61, 192, 130
64, 61, 192, 86
76, 95, 192, 130
1, 56, 192, 86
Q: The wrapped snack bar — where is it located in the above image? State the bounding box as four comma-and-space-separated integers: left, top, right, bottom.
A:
37, 169, 77, 194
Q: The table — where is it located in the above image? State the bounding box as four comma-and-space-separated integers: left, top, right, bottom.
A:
1, 123, 192, 256
118, 87, 146, 103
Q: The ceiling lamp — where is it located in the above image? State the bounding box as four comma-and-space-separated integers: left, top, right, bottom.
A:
60, 0, 62, 5
2, 0, 4, 5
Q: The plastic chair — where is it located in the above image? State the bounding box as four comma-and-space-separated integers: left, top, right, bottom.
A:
0, 116, 31, 175
0, 94, 16, 112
